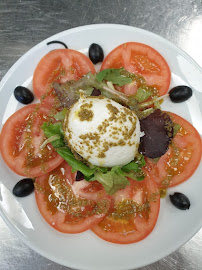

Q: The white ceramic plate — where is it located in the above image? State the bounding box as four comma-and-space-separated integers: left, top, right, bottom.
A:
0, 24, 202, 270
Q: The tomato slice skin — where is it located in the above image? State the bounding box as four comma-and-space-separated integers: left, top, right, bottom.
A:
101, 42, 171, 96
35, 162, 111, 234
91, 175, 160, 244
33, 49, 96, 98
145, 112, 202, 187
0, 104, 63, 177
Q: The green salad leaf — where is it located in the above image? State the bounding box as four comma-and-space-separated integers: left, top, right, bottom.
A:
96, 68, 132, 86
89, 166, 130, 195
54, 108, 68, 121
122, 155, 146, 181
122, 155, 145, 172
42, 122, 65, 148
89, 158, 146, 195
135, 87, 153, 102
124, 172, 145, 181
173, 123, 181, 137
56, 147, 96, 177
42, 122, 96, 177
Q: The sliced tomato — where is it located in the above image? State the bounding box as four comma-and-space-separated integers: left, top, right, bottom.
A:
0, 104, 63, 177
35, 162, 111, 234
145, 112, 202, 187
72, 180, 106, 201
33, 49, 96, 98
91, 174, 160, 244
101, 42, 171, 96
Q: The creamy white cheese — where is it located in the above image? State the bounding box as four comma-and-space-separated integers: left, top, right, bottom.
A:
64, 96, 140, 167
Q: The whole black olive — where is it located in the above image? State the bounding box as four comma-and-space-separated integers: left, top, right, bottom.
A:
76, 171, 84, 181
169, 86, 192, 103
169, 192, 190, 210
89, 43, 104, 64
91, 88, 101, 96
13, 178, 34, 197
14, 86, 34, 104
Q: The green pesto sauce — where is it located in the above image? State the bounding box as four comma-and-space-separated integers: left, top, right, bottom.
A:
110, 199, 150, 221
78, 108, 94, 121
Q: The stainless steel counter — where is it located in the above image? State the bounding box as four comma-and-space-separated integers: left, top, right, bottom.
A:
0, 0, 202, 269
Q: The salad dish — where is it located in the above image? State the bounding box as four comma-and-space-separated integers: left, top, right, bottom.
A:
0, 24, 202, 270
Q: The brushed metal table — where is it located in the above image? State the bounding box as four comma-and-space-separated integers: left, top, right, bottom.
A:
0, 0, 202, 269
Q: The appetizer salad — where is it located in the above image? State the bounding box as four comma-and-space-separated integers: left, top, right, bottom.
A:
0, 42, 202, 244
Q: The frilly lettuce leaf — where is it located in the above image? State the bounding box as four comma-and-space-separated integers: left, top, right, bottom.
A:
89, 166, 130, 195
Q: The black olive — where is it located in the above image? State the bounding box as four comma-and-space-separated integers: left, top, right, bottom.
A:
169, 86, 192, 103
89, 43, 104, 64
13, 178, 34, 197
76, 171, 84, 181
91, 88, 101, 96
14, 86, 34, 104
169, 192, 190, 210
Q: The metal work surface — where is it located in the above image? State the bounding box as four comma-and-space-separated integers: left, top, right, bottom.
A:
0, 0, 202, 269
